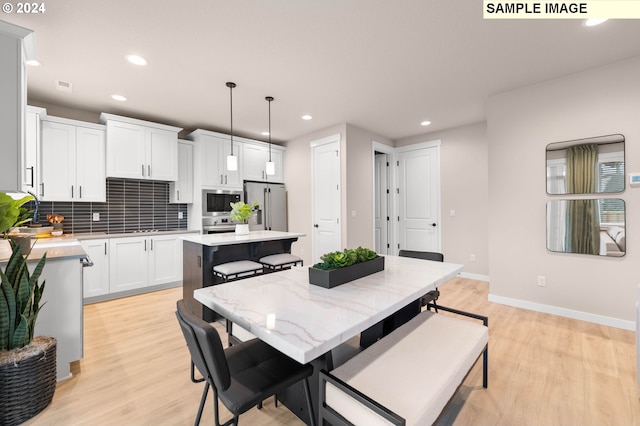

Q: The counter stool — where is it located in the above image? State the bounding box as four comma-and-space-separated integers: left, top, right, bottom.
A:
259, 253, 303, 271
212, 260, 264, 282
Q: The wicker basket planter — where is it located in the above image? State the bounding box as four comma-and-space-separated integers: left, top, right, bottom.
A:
0, 336, 57, 426
308, 256, 385, 288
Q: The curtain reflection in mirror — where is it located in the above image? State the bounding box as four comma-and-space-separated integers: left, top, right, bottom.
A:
547, 199, 625, 257
566, 144, 597, 194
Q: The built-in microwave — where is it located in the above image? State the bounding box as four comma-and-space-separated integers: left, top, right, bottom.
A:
202, 189, 242, 216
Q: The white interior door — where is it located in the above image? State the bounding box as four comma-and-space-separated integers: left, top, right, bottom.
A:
374, 153, 390, 254
397, 144, 440, 252
312, 136, 341, 264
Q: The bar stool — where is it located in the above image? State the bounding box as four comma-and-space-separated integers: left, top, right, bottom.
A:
212, 260, 264, 282
259, 253, 303, 271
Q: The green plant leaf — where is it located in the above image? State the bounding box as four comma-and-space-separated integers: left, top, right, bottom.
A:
11, 314, 28, 349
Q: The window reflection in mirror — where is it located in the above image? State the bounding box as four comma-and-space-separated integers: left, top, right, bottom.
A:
546, 134, 625, 195
547, 199, 625, 257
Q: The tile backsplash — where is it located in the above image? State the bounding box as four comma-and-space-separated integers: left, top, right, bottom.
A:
31, 179, 188, 234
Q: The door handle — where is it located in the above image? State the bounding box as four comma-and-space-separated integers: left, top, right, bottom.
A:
27, 166, 34, 187
431, 223, 437, 227
314, 224, 319, 228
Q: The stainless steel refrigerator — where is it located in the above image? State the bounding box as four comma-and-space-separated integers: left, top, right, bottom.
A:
244, 180, 287, 231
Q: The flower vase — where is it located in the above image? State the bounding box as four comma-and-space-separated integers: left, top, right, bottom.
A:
235, 224, 249, 235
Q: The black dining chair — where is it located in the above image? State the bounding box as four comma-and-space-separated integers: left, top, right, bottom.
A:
175, 300, 316, 426
398, 249, 444, 312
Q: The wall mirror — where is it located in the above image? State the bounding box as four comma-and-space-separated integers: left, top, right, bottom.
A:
546, 134, 625, 195
547, 199, 625, 257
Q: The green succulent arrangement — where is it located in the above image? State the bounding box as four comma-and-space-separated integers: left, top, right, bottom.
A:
0, 192, 47, 350
313, 247, 378, 270
229, 201, 259, 224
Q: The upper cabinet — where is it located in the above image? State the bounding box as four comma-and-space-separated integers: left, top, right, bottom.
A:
169, 140, 194, 204
100, 113, 182, 181
242, 141, 285, 183
187, 130, 243, 189
40, 116, 106, 202
22, 106, 46, 193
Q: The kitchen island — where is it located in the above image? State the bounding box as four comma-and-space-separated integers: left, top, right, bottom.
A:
181, 231, 304, 321
0, 238, 89, 381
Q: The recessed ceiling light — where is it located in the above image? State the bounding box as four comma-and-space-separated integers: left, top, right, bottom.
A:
302, 115, 312, 120
420, 120, 432, 126
26, 59, 42, 66
111, 94, 127, 102
126, 54, 148, 66
584, 18, 608, 27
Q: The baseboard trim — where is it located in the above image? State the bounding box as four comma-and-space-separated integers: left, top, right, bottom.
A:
459, 272, 490, 282
488, 293, 635, 331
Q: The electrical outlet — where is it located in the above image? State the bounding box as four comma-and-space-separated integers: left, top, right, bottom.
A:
537, 275, 546, 287
470, 254, 476, 262
92, 212, 100, 221
178, 211, 184, 219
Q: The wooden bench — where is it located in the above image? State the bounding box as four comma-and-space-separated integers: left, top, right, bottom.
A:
319, 305, 488, 426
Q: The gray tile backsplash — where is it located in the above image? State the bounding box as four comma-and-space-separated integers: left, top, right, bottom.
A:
32, 179, 188, 234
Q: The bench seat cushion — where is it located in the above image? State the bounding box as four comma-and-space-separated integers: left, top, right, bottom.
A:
259, 253, 302, 267
327, 311, 488, 426
213, 260, 263, 276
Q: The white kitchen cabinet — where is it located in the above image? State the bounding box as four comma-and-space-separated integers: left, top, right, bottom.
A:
40, 117, 106, 202
21, 106, 46, 193
242, 141, 285, 183
81, 239, 110, 298
187, 129, 243, 189
148, 234, 183, 285
169, 140, 194, 203
109, 234, 182, 293
101, 113, 182, 181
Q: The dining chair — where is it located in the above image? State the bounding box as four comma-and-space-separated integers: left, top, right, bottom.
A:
398, 249, 444, 312
175, 300, 316, 426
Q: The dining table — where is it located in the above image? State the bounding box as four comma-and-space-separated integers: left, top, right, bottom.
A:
193, 254, 463, 424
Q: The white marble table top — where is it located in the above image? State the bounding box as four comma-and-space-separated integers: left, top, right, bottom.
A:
181, 230, 305, 247
194, 255, 463, 364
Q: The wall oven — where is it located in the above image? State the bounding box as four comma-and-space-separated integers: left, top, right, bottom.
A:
202, 189, 242, 233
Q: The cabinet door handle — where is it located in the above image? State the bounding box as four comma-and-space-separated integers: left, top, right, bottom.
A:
40, 182, 44, 197
79, 186, 82, 199
177, 190, 180, 200
104, 242, 107, 255
144, 240, 147, 251
148, 165, 151, 177
150, 239, 153, 251
142, 164, 145, 177
71, 185, 74, 198
27, 166, 34, 187
220, 174, 223, 184
225, 175, 228, 184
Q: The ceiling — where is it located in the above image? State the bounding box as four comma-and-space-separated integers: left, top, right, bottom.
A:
4, 1, 640, 143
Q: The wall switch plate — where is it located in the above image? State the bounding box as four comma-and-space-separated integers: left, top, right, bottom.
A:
470, 254, 476, 262
92, 212, 100, 221
537, 275, 546, 287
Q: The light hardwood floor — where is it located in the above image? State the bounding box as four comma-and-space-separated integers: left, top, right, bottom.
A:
24, 278, 640, 425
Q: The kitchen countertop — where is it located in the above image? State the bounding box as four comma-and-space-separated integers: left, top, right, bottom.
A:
181, 230, 305, 247
0, 229, 200, 263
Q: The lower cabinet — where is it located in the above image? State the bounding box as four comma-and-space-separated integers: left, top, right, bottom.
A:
109, 235, 183, 293
81, 239, 110, 298
82, 234, 184, 301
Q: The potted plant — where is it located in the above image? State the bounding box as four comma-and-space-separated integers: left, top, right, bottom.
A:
309, 247, 384, 288
0, 192, 55, 426
229, 201, 259, 235
0, 192, 34, 254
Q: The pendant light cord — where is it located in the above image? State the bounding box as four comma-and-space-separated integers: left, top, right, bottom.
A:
226, 82, 236, 155
266, 96, 273, 161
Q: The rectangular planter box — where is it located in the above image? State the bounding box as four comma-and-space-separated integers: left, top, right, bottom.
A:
308, 256, 385, 288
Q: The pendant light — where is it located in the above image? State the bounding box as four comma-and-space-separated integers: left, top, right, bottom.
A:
226, 82, 238, 171
265, 96, 275, 176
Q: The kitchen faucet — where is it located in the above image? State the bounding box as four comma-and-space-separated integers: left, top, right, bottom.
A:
27, 191, 40, 226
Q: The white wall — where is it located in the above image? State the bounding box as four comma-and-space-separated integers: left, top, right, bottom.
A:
396, 122, 489, 277
487, 56, 640, 328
